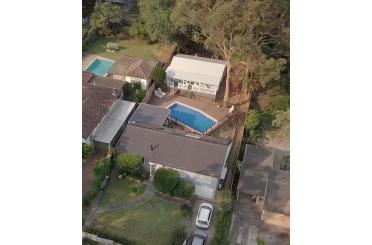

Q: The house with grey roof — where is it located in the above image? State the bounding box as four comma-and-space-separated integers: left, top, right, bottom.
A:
115, 104, 232, 200
166, 54, 226, 99
108, 55, 158, 90
82, 81, 135, 153
236, 144, 290, 229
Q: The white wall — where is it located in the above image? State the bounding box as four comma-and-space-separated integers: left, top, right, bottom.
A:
124, 76, 148, 90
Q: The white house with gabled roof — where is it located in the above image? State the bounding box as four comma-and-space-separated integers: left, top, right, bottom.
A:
165, 54, 226, 99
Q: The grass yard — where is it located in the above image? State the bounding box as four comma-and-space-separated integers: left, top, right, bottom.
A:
93, 198, 186, 245
84, 37, 174, 62
99, 176, 146, 207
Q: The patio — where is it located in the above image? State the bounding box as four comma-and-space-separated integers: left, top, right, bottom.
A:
149, 93, 230, 122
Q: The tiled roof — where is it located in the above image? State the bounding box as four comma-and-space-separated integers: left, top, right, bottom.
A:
82, 71, 94, 84
109, 55, 158, 80
82, 84, 121, 139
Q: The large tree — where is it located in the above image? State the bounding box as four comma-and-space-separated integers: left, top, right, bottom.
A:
137, 0, 176, 42
172, 0, 246, 107
233, 0, 287, 96
89, 2, 121, 36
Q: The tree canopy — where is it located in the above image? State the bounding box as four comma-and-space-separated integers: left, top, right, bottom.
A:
137, 0, 176, 42
90, 2, 121, 36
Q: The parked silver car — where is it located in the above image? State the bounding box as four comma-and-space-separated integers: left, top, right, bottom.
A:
190, 230, 208, 245
195, 203, 213, 229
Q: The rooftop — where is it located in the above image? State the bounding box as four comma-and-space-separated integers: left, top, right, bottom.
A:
237, 144, 290, 215
82, 84, 121, 139
108, 55, 158, 80
82, 71, 94, 84
129, 103, 170, 127
116, 123, 231, 178
88, 75, 126, 91
166, 54, 226, 86
93, 100, 136, 144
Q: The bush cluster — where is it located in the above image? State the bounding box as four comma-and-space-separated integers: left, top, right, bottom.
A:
151, 67, 166, 87
154, 168, 194, 199
211, 196, 233, 245
82, 143, 92, 159
116, 153, 145, 178
122, 82, 145, 103
83, 227, 136, 245
83, 156, 114, 207
265, 94, 290, 111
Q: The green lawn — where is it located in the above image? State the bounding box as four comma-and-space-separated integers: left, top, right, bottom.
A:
93, 198, 186, 245
99, 176, 146, 207
84, 37, 173, 61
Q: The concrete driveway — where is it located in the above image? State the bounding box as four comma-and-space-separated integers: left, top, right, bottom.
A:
188, 199, 217, 245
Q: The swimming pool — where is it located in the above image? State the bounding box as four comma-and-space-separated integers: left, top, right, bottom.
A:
86, 58, 114, 77
168, 103, 216, 134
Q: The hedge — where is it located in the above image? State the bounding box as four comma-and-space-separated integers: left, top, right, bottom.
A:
173, 180, 194, 199
154, 168, 180, 194
116, 153, 144, 178
211, 196, 233, 245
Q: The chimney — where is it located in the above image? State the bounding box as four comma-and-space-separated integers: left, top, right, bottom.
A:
150, 143, 153, 151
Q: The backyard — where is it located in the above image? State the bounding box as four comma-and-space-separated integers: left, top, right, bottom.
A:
99, 175, 146, 207
84, 37, 175, 62
92, 198, 187, 245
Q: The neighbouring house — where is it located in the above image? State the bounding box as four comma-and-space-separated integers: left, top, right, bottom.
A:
116, 105, 232, 200
82, 82, 135, 153
108, 55, 158, 90
83, 71, 126, 92
166, 54, 226, 100
236, 144, 290, 229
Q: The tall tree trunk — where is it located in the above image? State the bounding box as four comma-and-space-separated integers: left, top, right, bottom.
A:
223, 61, 231, 108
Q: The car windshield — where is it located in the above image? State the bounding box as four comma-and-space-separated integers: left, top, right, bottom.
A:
198, 206, 212, 222
192, 236, 205, 245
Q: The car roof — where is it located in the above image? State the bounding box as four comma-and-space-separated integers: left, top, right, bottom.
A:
199, 207, 211, 221
192, 236, 205, 245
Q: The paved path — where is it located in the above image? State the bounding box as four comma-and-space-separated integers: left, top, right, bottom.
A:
84, 181, 155, 227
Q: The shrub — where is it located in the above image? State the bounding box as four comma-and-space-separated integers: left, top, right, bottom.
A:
245, 110, 261, 130
129, 18, 148, 39
133, 82, 142, 90
171, 225, 187, 245
256, 237, 266, 245
116, 153, 144, 178
154, 168, 180, 194
173, 180, 194, 199
151, 67, 166, 87
82, 143, 92, 159
134, 88, 146, 103
266, 94, 290, 111
180, 203, 192, 218
122, 83, 134, 99
212, 196, 233, 245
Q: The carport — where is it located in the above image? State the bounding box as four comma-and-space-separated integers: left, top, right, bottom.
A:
92, 100, 136, 154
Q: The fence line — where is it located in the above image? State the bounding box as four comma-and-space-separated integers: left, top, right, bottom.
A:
142, 83, 156, 104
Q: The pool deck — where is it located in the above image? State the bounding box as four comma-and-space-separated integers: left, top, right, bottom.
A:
149, 94, 230, 122
82, 53, 115, 71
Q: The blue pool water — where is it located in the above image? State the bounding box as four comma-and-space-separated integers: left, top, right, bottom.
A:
169, 103, 216, 133
86, 59, 114, 77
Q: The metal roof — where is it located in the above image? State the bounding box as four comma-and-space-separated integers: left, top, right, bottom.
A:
166, 54, 226, 86
93, 100, 136, 143
128, 103, 170, 127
